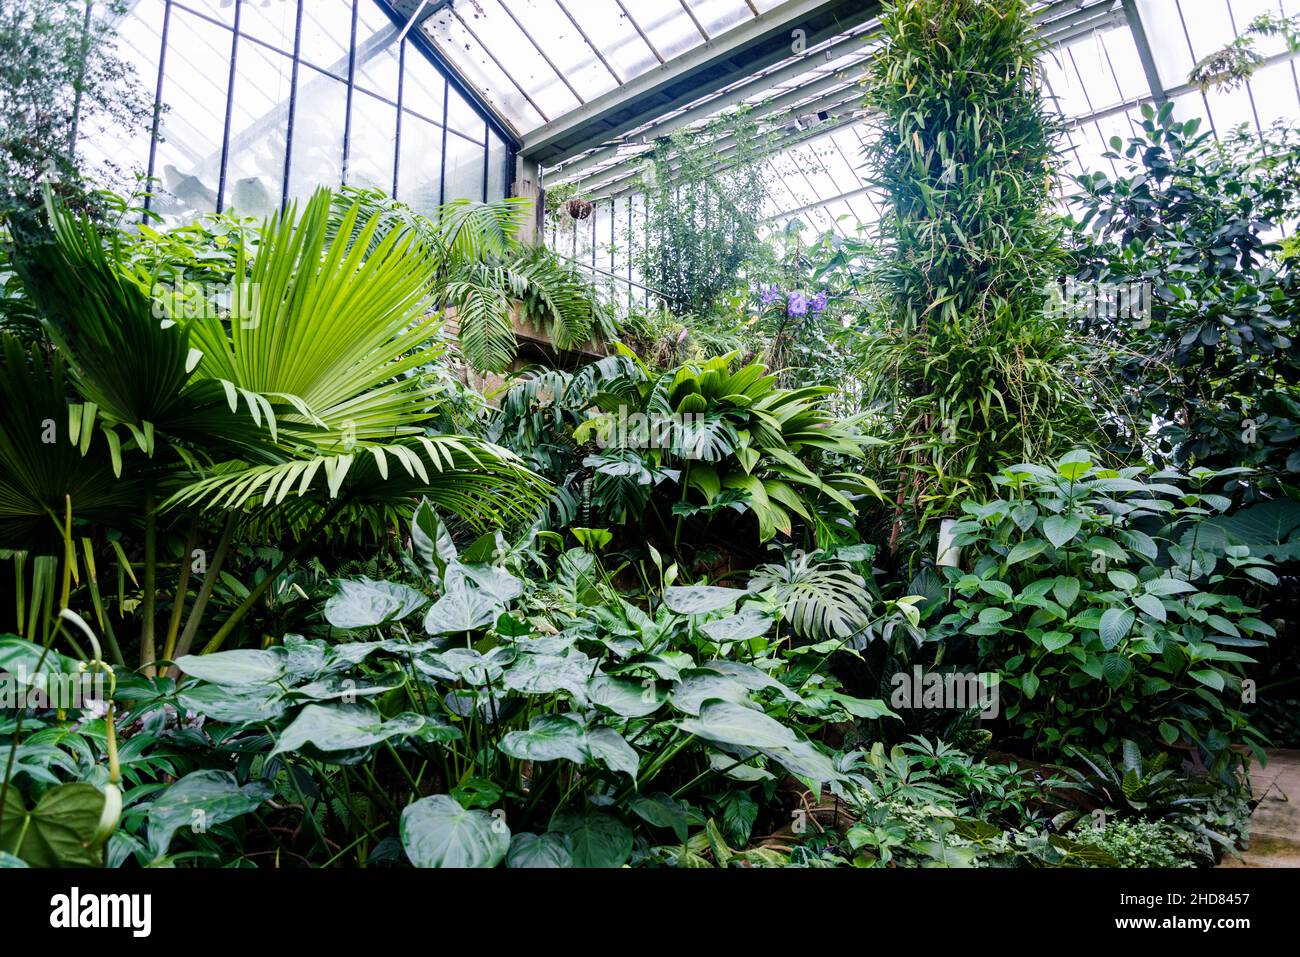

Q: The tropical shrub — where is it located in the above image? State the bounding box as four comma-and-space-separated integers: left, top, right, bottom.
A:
494, 349, 884, 551
329, 186, 616, 372
931, 452, 1273, 773
1075, 819, 1197, 868
1, 186, 548, 674
1069, 112, 1300, 488
0, 498, 916, 868
858, 0, 1108, 532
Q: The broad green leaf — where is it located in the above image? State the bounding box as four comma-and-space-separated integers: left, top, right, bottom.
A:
670, 671, 753, 715
176, 683, 287, 723
0, 782, 108, 867
586, 726, 638, 779
498, 715, 589, 765
175, 648, 286, 686
1143, 576, 1197, 596
412, 499, 457, 581
1102, 653, 1133, 688
1099, 608, 1135, 650
401, 795, 508, 868
1133, 593, 1167, 623
979, 580, 1014, 601
675, 700, 798, 750
424, 581, 501, 635
549, 812, 632, 868
587, 674, 667, 717
763, 737, 840, 783
1041, 631, 1073, 652
630, 793, 690, 843
1007, 540, 1047, 564
146, 771, 273, 857
1052, 576, 1080, 608
663, 585, 747, 615
507, 832, 572, 868
1106, 570, 1138, 591
416, 647, 504, 685
700, 606, 774, 643
445, 563, 523, 604
1189, 668, 1225, 691
271, 703, 425, 757
324, 577, 427, 629
1043, 514, 1082, 548
502, 652, 593, 702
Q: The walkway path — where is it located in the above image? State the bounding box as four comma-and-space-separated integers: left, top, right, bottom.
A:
1220, 749, 1300, 868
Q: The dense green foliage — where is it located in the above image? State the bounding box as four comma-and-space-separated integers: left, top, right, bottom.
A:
858, 0, 1106, 528
1, 0, 1291, 872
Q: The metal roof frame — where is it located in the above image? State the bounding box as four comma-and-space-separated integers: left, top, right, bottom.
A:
519, 0, 881, 164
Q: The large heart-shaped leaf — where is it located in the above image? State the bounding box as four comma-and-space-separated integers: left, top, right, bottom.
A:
401, 795, 508, 868
323, 578, 428, 629
663, 585, 747, 615
271, 703, 425, 757
587, 675, 666, 717
669, 671, 753, 715
502, 651, 593, 702
423, 581, 501, 635
549, 812, 632, 868
445, 563, 523, 604
586, 726, 638, 779
174, 648, 286, 686
507, 832, 573, 868
675, 700, 798, 750
1043, 514, 1082, 548
498, 714, 590, 765
176, 683, 287, 723
146, 771, 273, 857
0, 782, 107, 867
700, 606, 774, 643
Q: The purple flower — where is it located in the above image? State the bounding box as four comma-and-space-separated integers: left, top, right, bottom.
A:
810, 290, 829, 314
676, 328, 688, 344
759, 284, 782, 306
787, 291, 809, 316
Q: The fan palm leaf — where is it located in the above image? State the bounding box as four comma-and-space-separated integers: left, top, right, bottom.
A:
0, 335, 142, 552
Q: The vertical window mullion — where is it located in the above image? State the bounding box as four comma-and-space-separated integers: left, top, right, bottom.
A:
481, 121, 489, 202
215, 0, 243, 213
394, 37, 406, 198
342, 0, 359, 185
280, 0, 304, 212
143, 0, 174, 219
439, 78, 449, 206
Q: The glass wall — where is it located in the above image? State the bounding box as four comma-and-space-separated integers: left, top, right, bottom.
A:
98, 0, 516, 223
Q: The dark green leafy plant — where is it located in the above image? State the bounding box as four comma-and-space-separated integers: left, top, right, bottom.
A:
859, 0, 1108, 533
494, 349, 884, 550
933, 451, 1273, 773
1068, 111, 1300, 487
329, 186, 615, 372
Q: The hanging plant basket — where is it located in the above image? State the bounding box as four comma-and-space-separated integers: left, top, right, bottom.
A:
566, 198, 594, 220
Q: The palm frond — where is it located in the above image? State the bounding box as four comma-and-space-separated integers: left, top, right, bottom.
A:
164, 435, 551, 532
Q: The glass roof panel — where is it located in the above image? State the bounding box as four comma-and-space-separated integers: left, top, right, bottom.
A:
564, 0, 661, 80
512, 0, 1300, 241
421, 0, 762, 135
